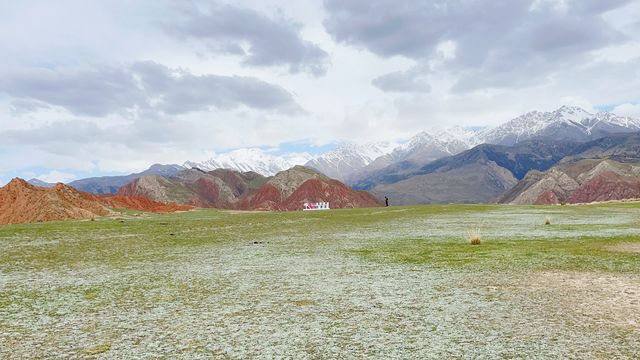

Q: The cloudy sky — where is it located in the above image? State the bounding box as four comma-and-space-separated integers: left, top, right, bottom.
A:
1, 0, 639, 184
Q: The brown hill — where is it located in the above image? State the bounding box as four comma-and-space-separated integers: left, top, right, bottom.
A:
0, 178, 112, 225
240, 167, 382, 210
118, 169, 260, 208
283, 178, 381, 210
120, 166, 382, 211
0, 178, 193, 225
98, 195, 193, 213
499, 159, 640, 204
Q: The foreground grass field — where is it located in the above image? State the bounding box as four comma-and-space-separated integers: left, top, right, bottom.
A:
1, 204, 639, 358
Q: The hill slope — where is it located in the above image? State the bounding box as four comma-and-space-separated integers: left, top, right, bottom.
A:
69, 164, 185, 194
500, 159, 640, 204
120, 166, 381, 211
365, 132, 640, 205
0, 179, 112, 224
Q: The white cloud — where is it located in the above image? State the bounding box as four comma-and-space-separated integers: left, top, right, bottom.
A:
38, 170, 77, 183
612, 103, 640, 117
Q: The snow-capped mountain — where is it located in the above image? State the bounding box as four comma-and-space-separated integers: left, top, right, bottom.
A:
183, 106, 640, 182
398, 126, 481, 161
480, 105, 640, 145
348, 126, 482, 183
304, 142, 398, 181
184, 148, 313, 176
343, 126, 482, 185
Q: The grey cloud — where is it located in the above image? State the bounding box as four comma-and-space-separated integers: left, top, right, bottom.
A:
167, 4, 329, 76
372, 68, 431, 93
324, 0, 633, 92
1, 66, 145, 117
9, 99, 50, 115
131, 61, 301, 114
1, 62, 301, 116
0, 121, 112, 156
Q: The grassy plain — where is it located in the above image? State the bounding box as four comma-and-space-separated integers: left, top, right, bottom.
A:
1, 204, 639, 358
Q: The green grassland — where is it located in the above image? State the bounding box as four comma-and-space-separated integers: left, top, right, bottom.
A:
1, 204, 639, 358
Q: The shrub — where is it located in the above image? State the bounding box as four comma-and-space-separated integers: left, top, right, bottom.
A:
467, 228, 482, 245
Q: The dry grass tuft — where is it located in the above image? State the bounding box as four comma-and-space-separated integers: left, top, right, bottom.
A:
467, 228, 482, 245
544, 216, 551, 225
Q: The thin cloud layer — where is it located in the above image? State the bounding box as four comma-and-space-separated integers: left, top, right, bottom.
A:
167, 4, 329, 76
0, 62, 301, 116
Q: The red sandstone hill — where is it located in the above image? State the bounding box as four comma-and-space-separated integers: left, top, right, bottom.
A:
98, 195, 193, 213
0, 179, 112, 225
119, 166, 382, 211
499, 159, 640, 205
0, 178, 192, 225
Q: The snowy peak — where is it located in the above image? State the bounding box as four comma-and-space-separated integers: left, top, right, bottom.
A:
182, 106, 640, 182
396, 126, 481, 160
305, 141, 398, 181
480, 106, 640, 145
184, 148, 313, 176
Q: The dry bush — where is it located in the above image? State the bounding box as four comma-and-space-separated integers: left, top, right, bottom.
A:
467, 228, 482, 245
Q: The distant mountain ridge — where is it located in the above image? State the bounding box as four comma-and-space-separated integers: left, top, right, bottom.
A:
182, 106, 640, 184
24, 105, 640, 199
184, 148, 313, 176
480, 105, 640, 145
68, 164, 185, 194
304, 142, 398, 181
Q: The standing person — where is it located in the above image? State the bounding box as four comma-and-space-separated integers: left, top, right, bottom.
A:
385, 196, 389, 207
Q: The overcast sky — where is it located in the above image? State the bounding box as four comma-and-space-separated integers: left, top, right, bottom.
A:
1, 0, 640, 184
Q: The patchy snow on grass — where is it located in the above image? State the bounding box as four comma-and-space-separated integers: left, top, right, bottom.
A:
1, 204, 640, 358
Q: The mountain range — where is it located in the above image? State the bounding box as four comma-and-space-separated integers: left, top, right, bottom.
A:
23, 105, 640, 207
367, 132, 640, 205
185, 105, 640, 185
184, 148, 313, 176
66, 164, 185, 194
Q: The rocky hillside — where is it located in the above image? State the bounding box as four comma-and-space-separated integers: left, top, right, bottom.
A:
0, 179, 112, 224
120, 166, 381, 211
70, 164, 185, 194
98, 195, 193, 213
239, 166, 381, 210
500, 159, 640, 204
359, 139, 580, 204
0, 178, 192, 225
359, 132, 640, 205
351, 107, 640, 190
118, 168, 267, 208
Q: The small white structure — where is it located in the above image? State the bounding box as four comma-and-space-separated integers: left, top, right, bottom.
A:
303, 201, 330, 211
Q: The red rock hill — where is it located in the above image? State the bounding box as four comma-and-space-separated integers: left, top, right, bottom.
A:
120, 166, 382, 211
0, 179, 112, 225
0, 178, 193, 225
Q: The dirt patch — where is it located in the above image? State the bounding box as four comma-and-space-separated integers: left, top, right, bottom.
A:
607, 243, 640, 254
515, 271, 640, 332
